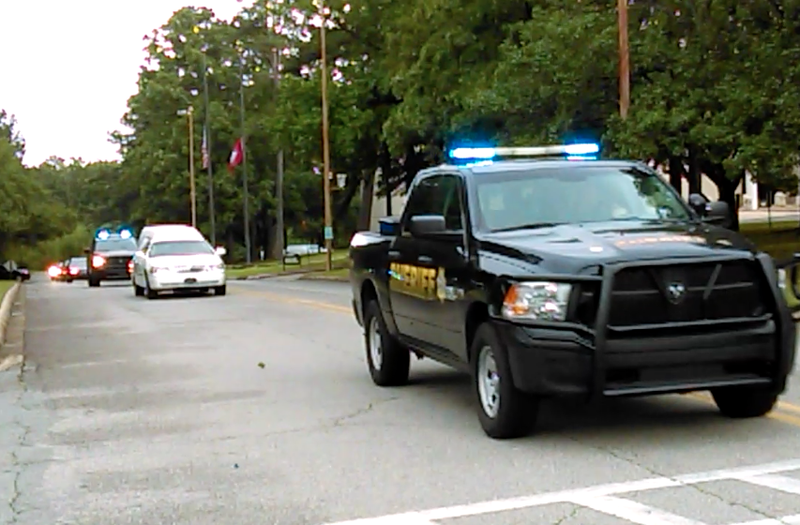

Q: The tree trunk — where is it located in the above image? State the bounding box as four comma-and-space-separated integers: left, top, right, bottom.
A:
687, 148, 701, 194
668, 156, 684, 193
358, 169, 375, 231
699, 159, 742, 232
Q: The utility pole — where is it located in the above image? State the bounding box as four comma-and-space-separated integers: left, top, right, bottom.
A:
202, 52, 217, 246
319, 2, 333, 271
273, 46, 285, 260
617, 0, 630, 119
238, 49, 252, 263
188, 106, 197, 228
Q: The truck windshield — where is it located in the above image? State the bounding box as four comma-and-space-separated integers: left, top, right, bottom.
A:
149, 240, 214, 257
473, 165, 692, 232
94, 238, 137, 252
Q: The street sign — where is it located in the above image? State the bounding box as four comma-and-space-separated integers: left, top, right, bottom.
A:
324, 226, 333, 240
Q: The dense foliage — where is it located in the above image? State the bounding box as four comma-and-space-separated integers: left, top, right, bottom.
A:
4, 0, 800, 267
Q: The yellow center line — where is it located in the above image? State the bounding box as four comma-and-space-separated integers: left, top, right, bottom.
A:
232, 283, 800, 427
234, 287, 352, 314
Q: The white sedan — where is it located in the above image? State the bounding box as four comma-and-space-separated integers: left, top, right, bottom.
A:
132, 239, 227, 299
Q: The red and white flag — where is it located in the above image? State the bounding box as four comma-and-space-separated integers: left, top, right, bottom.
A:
228, 137, 244, 173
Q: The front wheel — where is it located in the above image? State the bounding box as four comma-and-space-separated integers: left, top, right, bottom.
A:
711, 385, 779, 418
214, 285, 226, 296
471, 322, 539, 439
363, 300, 410, 387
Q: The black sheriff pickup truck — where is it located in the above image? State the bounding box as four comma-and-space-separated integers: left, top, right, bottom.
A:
348, 143, 799, 439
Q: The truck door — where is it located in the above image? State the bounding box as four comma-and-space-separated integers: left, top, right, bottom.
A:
389, 174, 468, 356
388, 175, 447, 345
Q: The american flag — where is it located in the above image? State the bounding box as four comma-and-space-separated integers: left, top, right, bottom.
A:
201, 126, 209, 169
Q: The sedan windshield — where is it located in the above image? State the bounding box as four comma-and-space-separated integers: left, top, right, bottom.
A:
149, 240, 214, 257
473, 165, 692, 232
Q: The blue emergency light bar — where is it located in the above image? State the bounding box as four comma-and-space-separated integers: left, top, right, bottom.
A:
95, 226, 134, 240
448, 143, 599, 162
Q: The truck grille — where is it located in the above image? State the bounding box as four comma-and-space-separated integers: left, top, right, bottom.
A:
607, 260, 768, 328
106, 255, 131, 272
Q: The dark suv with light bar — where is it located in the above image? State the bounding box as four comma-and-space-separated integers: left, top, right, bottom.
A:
85, 227, 137, 287
348, 143, 799, 439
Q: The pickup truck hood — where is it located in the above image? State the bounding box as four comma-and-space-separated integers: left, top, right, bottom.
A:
476, 220, 758, 276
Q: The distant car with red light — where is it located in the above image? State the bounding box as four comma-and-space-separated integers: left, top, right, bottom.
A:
48, 261, 69, 281
64, 256, 88, 282
85, 226, 137, 287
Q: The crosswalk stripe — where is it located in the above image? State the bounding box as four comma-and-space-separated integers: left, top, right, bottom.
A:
569, 495, 708, 525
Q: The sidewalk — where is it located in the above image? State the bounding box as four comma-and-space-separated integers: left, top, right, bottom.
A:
739, 208, 800, 223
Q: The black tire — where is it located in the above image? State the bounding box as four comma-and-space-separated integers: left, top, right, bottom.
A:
470, 322, 539, 439
214, 285, 226, 296
711, 385, 779, 418
88, 277, 100, 287
363, 300, 410, 387
144, 275, 158, 299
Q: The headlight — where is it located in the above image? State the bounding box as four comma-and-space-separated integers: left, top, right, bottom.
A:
211, 263, 225, 270
91, 255, 106, 268
149, 265, 169, 274
501, 281, 572, 322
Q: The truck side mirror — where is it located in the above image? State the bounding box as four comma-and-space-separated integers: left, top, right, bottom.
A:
688, 193, 729, 226
83, 247, 91, 254
409, 215, 447, 237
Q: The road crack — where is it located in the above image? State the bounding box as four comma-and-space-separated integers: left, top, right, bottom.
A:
330, 397, 401, 427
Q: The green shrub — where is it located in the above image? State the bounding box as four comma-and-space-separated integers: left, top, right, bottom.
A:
3, 224, 93, 270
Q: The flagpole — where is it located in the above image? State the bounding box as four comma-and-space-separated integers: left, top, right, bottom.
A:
202, 51, 217, 246
319, 1, 333, 271
188, 106, 196, 227
239, 49, 252, 264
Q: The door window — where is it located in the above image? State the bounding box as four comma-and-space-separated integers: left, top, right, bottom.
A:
402, 175, 464, 233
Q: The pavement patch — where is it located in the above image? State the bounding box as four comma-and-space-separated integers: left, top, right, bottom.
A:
322, 459, 800, 525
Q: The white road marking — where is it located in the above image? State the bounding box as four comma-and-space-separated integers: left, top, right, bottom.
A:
570, 496, 708, 525
733, 474, 800, 495
321, 459, 800, 525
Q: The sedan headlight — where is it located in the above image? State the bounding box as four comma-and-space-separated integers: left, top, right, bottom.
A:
501, 281, 572, 322
149, 265, 169, 274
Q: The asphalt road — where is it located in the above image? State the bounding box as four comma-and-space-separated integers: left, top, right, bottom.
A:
2, 275, 800, 525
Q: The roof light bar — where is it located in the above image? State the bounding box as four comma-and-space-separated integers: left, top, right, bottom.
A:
448, 143, 599, 162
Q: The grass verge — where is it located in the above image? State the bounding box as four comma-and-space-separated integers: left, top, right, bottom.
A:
0, 281, 12, 303
226, 252, 349, 279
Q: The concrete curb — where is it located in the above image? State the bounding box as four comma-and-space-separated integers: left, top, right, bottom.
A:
0, 280, 22, 349
297, 274, 349, 282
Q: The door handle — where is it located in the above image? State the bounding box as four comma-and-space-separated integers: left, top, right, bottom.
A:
388, 250, 401, 260
418, 255, 433, 264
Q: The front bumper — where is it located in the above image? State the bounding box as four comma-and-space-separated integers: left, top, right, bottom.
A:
498, 254, 796, 399
149, 269, 226, 291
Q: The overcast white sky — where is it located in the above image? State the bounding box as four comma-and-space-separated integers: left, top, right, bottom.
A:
0, 0, 255, 167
